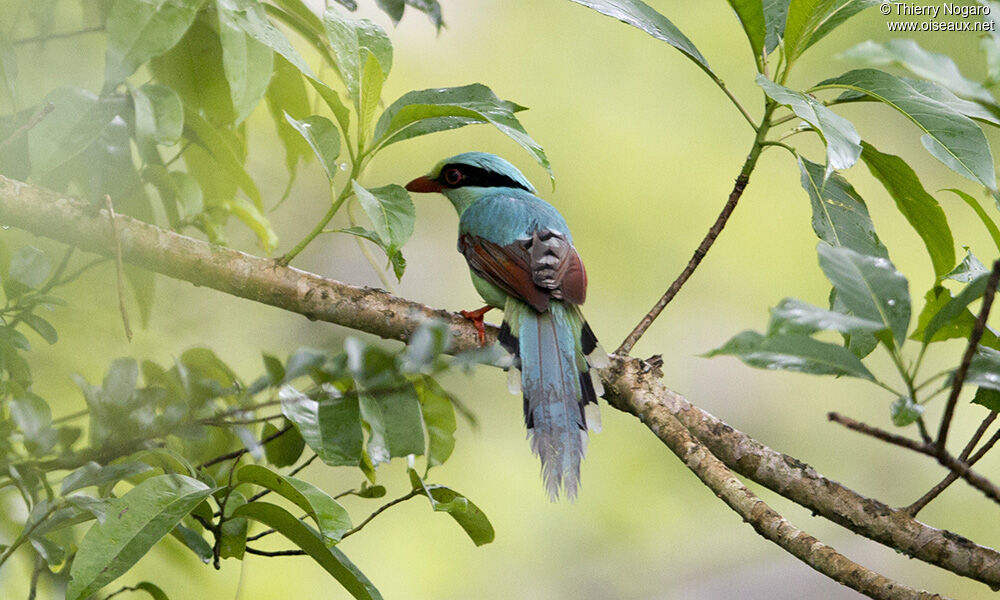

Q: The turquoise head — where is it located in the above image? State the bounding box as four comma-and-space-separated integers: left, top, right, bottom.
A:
405, 152, 536, 214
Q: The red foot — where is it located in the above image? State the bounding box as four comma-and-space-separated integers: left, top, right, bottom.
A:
460, 306, 493, 346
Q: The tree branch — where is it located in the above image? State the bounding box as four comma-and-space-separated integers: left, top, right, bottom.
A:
937, 259, 1000, 454
3, 175, 999, 588
828, 412, 1000, 506
606, 358, 1000, 589
0, 175, 492, 353
605, 360, 948, 600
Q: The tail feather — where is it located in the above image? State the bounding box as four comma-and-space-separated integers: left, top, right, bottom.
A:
503, 299, 602, 501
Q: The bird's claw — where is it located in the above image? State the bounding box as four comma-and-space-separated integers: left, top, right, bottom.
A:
460, 306, 493, 347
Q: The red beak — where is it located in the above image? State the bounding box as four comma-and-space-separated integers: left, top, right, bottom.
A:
405, 175, 443, 193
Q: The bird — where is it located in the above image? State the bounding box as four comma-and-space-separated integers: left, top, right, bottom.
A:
406, 152, 607, 500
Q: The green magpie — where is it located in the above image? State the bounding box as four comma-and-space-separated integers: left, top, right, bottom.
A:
406, 152, 606, 501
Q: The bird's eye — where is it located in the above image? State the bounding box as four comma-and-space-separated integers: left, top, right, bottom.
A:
443, 168, 463, 186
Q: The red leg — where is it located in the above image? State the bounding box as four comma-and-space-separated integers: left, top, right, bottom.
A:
459, 305, 493, 346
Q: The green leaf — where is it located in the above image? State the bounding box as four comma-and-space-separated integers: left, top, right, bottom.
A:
150, 17, 235, 126
967, 346, 1000, 392
171, 523, 212, 563
566, 0, 709, 71
66, 474, 212, 600
29, 87, 117, 175
237, 464, 351, 544
408, 469, 495, 546
232, 502, 382, 600
216, 0, 314, 77
415, 378, 456, 468
104, 0, 203, 85
768, 297, 885, 336
219, 490, 247, 559
727, 0, 766, 60
9, 393, 56, 455
798, 157, 887, 258
280, 384, 363, 466
183, 108, 262, 210
784, 0, 878, 63
217, 1, 274, 125
126, 582, 170, 600
285, 114, 341, 180
374, 84, 551, 178
352, 182, 415, 249
359, 52, 384, 141
923, 274, 993, 345
972, 387, 1000, 412
358, 387, 425, 465
860, 142, 955, 279
307, 78, 353, 149
891, 395, 923, 427
335, 227, 407, 280
22, 314, 57, 344
840, 39, 996, 104
61, 461, 154, 494
266, 55, 313, 183
814, 69, 997, 194
705, 330, 875, 379
7, 246, 50, 290
143, 166, 203, 222
225, 198, 278, 253
910, 285, 999, 348
817, 243, 910, 347
944, 189, 1000, 253
323, 7, 393, 105
130, 83, 183, 147
947, 250, 988, 283
400, 320, 451, 373
757, 77, 861, 174
763, 0, 791, 53
263, 420, 306, 467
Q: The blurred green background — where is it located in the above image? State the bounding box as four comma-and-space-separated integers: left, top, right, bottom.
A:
3, 1, 1000, 598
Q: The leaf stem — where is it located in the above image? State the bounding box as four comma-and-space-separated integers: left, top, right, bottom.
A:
339, 488, 421, 540
708, 73, 757, 131
278, 178, 356, 266
617, 101, 777, 354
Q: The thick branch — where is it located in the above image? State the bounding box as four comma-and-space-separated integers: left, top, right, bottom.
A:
606, 360, 947, 600
2, 175, 998, 588
603, 358, 1000, 590
0, 175, 492, 353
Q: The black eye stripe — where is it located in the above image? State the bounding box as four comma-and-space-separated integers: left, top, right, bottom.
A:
436, 164, 530, 191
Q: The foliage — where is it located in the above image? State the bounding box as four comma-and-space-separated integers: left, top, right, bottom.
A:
4, 0, 1000, 597
0, 0, 529, 596
567, 0, 1000, 434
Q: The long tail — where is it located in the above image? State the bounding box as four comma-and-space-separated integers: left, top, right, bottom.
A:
499, 299, 606, 501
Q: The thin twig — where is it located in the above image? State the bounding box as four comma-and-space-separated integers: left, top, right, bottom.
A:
907, 413, 998, 516
105, 195, 133, 341
339, 489, 422, 541
828, 413, 931, 456
0, 103, 53, 154
829, 412, 1000, 505
244, 547, 305, 557
197, 424, 292, 469
617, 103, 777, 355
937, 259, 1000, 454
